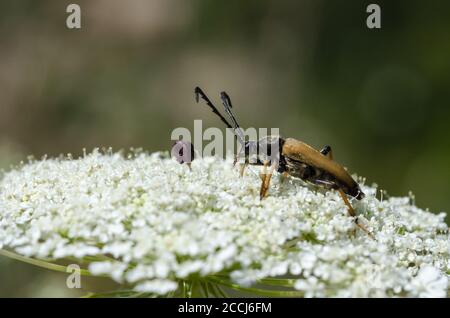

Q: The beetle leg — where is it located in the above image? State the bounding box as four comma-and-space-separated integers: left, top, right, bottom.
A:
259, 161, 268, 182
337, 188, 356, 217
260, 162, 276, 200
320, 145, 333, 160
280, 171, 289, 183
240, 162, 248, 177
233, 145, 244, 167
337, 189, 374, 239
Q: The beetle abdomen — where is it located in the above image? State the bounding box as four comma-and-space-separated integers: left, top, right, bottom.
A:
282, 138, 364, 200
284, 156, 318, 180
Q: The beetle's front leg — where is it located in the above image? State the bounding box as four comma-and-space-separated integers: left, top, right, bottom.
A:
240, 162, 248, 177
260, 161, 276, 200
233, 144, 244, 167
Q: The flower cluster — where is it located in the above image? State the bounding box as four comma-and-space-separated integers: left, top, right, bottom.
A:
0, 150, 448, 297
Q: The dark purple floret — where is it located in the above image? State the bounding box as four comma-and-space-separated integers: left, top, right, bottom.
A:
171, 140, 195, 164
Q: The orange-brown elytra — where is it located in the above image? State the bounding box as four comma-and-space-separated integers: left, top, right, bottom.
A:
281, 138, 364, 200
194, 86, 373, 238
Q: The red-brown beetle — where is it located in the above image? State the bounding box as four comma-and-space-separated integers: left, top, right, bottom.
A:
194, 86, 373, 238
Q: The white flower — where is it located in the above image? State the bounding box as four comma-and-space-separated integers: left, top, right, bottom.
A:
0, 150, 448, 297
134, 279, 178, 294
300, 252, 317, 271
406, 266, 448, 298
294, 276, 326, 298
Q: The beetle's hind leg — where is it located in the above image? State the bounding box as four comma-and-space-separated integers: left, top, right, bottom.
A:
316, 178, 374, 239
337, 189, 374, 239
320, 145, 333, 160
337, 188, 356, 217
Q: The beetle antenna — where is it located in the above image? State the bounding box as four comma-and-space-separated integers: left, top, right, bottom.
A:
195, 87, 233, 129
220, 91, 245, 146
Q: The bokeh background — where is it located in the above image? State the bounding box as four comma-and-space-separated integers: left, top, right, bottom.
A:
0, 0, 449, 297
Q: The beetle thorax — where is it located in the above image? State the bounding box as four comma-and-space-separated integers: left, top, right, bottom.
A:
243, 135, 285, 166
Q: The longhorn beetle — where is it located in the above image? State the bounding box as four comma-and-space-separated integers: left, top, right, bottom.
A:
194, 86, 373, 238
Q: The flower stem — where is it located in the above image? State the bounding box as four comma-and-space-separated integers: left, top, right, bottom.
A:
257, 277, 297, 287
0, 249, 92, 276
206, 276, 304, 297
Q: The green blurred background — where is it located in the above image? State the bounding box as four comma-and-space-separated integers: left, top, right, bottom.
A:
0, 0, 449, 296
